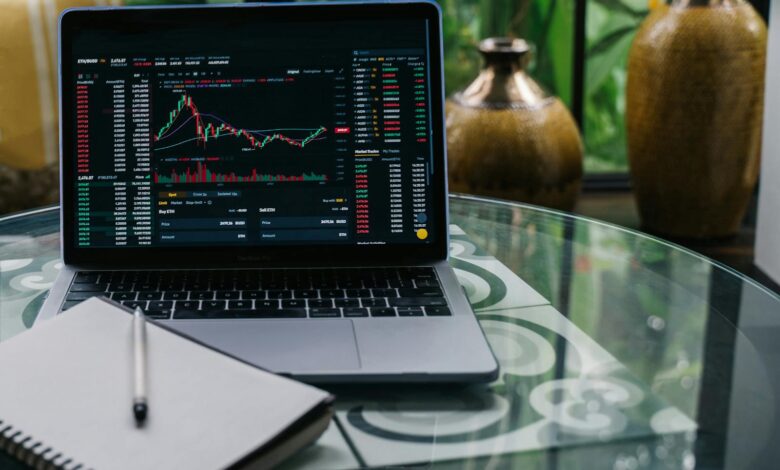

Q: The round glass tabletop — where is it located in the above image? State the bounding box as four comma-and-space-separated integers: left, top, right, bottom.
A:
0, 195, 778, 469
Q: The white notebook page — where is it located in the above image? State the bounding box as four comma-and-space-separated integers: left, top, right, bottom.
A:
0, 298, 330, 470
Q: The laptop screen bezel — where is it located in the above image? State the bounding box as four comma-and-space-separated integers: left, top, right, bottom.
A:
59, 1, 449, 268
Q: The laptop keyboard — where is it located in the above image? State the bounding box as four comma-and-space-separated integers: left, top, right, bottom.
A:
61, 267, 451, 320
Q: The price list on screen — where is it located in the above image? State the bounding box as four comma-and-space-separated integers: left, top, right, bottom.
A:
74, 69, 153, 247
350, 49, 432, 242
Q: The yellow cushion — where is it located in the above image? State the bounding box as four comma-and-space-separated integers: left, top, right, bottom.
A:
0, 0, 122, 170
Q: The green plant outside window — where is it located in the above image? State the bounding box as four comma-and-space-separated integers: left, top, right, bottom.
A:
583, 0, 647, 173
441, 0, 645, 174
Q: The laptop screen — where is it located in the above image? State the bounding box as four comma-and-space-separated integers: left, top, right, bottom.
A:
65, 6, 441, 254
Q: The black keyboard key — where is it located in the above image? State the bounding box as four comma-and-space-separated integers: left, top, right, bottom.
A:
228, 300, 253, 309
363, 279, 388, 288
112, 292, 136, 301
124, 271, 143, 280
361, 298, 387, 308
242, 309, 307, 319
190, 292, 214, 300
389, 297, 447, 307
343, 308, 369, 317
397, 306, 425, 314
388, 279, 415, 288
70, 283, 108, 293
242, 291, 266, 299
256, 300, 280, 309
371, 288, 397, 298
202, 300, 225, 310
176, 301, 200, 310
309, 308, 341, 318
66, 292, 103, 301
163, 291, 187, 300
61, 300, 82, 311
425, 306, 452, 316
414, 278, 438, 287
211, 282, 234, 290
145, 309, 172, 320
135, 283, 158, 292
267, 290, 292, 299
345, 289, 371, 298
108, 282, 134, 292
159, 282, 185, 291
122, 301, 147, 310
185, 282, 209, 291
215, 291, 240, 300
370, 307, 396, 317
173, 310, 201, 319
149, 301, 173, 310
308, 299, 333, 308
282, 299, 306, 308
334, 298, 360, 308
97, 273, 120, 284
396, 304, 422, 311
138, 292, 163, 301
74, 273, 100, 284
398, 287, 443, 297
184, 286, 213, 292
320, 289, 344, 298
398, 308, 425, 317
294, 290, 318, 299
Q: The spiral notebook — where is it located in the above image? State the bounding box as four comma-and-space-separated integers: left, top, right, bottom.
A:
0, 297, 333, 470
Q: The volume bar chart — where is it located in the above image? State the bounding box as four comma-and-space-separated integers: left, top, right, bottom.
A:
154, 162, 328, 183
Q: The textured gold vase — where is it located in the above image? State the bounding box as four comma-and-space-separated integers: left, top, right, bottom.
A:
446, 38, 583, 211
627, 0, 767, 238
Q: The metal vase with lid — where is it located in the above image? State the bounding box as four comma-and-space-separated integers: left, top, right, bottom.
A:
445, 38, 583, 211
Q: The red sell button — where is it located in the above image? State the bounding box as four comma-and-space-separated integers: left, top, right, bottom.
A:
334, 127, 351, 134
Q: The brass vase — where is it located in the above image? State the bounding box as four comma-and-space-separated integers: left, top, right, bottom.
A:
445, 38, 583, 211
627, 0, 767, 238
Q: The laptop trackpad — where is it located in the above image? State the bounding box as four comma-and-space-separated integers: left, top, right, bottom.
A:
170, 319, 361, 372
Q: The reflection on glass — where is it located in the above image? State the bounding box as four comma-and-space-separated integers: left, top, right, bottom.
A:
1, 200, 779, 467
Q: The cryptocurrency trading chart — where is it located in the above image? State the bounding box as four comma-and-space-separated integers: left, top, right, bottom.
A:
71, 18, 434, 248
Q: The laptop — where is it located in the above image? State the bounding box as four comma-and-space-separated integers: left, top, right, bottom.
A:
38, 0, 499, 383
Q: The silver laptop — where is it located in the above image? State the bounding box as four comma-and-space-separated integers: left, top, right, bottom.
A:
38, 0, 498, 383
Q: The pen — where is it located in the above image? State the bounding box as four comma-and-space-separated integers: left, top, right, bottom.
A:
132, 307, 148, 426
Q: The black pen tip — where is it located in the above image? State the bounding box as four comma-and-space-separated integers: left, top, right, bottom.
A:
133, 404, 148, 425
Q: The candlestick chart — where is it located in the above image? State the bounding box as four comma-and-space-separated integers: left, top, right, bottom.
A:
152, 87, 339, 184
153, 93, 328, 152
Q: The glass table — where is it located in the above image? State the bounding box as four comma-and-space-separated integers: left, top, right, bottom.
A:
1, 194, 779, 469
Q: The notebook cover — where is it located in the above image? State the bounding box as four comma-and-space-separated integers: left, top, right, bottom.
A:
0, 297, 333, 470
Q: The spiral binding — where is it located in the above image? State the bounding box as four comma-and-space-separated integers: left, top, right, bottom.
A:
0, 420, 85, 470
